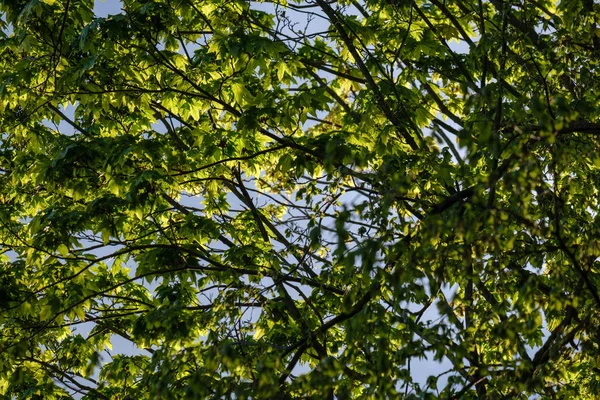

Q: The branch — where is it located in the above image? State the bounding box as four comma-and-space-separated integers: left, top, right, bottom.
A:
315, 0, 420, 151
47, 103, 92, 138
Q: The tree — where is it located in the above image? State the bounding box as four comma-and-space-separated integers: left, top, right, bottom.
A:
1, 0, 600, 398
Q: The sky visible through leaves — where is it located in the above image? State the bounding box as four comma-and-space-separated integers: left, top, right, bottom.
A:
2, 0, 600, 398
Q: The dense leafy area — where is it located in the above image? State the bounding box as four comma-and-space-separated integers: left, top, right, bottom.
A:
1, 0, 600, 398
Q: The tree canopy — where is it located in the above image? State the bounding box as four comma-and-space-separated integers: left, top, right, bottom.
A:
1, 0, 600, 398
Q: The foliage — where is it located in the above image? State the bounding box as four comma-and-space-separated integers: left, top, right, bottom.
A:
1, 0, 600, 398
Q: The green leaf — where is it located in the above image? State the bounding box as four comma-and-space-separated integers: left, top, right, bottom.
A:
57, 244, 69, 257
